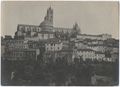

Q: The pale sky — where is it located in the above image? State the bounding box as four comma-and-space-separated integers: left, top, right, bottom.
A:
1, 1, 119, 39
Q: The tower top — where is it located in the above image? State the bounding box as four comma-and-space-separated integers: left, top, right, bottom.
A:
48, 6, 52, 10
73, 22, 81, 34
40, 7, 53, 29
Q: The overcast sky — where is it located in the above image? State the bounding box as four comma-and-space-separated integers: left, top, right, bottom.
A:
1, 1, 119, 39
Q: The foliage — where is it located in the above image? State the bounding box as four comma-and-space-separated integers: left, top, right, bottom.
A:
1, 56, 118, 86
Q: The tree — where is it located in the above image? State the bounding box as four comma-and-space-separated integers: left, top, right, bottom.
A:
74, 58, 80, 64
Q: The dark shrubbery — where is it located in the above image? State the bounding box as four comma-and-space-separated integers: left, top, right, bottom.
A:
1, 56, 118, 86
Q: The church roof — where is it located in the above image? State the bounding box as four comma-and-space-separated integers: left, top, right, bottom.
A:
40, 21, 53, 27
38, 31, 54, 34
54, 27, 72, 30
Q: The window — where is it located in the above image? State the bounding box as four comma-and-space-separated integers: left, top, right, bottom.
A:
37, 28, 39, 32
38, 27, 41, 32
33, 28, 35, 32
42, 34, 44, 38
27, 28, 29, 31
51, 43, 53, 46
19, 26, 23, 31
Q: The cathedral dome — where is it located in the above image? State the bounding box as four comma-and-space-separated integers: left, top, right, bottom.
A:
40, 20, 53, 28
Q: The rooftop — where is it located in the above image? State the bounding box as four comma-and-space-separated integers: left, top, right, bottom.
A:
54, 27, 72, 30
18, 24, 40, 27
95, 51, 105, 54
77, 48, 94, 52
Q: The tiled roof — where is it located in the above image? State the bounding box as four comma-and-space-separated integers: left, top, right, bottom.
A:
88, 44, 105, 46
45, 38, 62, 44
84, 39, 104, 42
77, 49, 94, 52
54, 27, 72, 30
60, 49, 73, 52
107, 45, 119, 48
7, 48, 37, 51
18, 24, 39, 27
75, 41, 83, 43
27, 38, 61, 44
38, 31, 54, 34
77, 34, 102, 37
111, 52, 119, 54
95, 51, 104, 54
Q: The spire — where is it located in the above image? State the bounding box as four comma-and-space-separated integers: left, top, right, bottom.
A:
73, 22, 81, 34
49, 6, 52, 10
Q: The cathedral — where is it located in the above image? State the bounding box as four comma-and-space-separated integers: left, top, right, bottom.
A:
15, 7, 81, 40
14, 7, 111, 41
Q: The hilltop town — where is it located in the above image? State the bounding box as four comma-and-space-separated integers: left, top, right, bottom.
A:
1, 7, 119, 62
1, 7, 119, 86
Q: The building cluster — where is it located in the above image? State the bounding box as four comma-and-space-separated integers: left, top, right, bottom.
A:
1, 7, 119, 63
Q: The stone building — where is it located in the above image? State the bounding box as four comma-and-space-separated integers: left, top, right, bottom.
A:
87, 44, 106, 53
95, 51, 105, 61
4, 48, 40, 61
6, 39, 28, 50
77, 34, 112, 40
14, 7, 81, 40
74, 41, 87, 49
45, 39, 63, 51
76, 49, 96, 61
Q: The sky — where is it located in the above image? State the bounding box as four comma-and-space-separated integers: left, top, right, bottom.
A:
1, 1, 119, 39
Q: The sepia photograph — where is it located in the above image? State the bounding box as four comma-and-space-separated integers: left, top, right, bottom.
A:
1, 1, 119, 86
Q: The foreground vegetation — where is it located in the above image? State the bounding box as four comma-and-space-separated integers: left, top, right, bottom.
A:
1, 56, 118, 86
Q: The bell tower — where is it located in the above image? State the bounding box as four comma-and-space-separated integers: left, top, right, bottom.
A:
44, 6, 53, 24
40, 7, 53, 30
